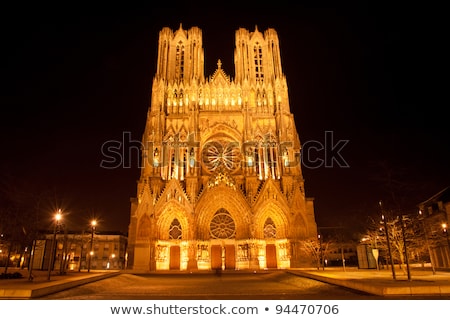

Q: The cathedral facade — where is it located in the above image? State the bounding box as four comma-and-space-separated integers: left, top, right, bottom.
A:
127, 25, 317, 271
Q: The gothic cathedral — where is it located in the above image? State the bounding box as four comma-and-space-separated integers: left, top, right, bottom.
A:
127, 24, 318, 271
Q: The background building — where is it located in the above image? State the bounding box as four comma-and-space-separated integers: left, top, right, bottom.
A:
418, 186, 450, 268
127, 25, 318, 271
31, 231, 127, 272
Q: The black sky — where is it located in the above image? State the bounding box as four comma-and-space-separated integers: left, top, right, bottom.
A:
1, 5, 448, 233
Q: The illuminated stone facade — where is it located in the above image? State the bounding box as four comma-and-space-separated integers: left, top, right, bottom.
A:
127, 25, 317, 271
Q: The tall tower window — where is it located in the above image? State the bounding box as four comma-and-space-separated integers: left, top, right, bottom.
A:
175, 41, 185, 79
271, 41, 280, 77
254, 43, 264, 81
189, 148, 196, 168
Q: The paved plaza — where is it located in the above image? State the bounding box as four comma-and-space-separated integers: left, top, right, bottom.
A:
0, 267, 449, 299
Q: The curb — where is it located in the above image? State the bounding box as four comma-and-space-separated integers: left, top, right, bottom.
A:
289, 271, 450, 296
0, 272, 120, 299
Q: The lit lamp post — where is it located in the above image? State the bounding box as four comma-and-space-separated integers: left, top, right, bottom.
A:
318, 233, 324, 270
108, 253, 116, 269
418, 210, 435, 274
400, 215, 411, 281
47, 210, 62, 281
443, 223, 450, 258
87, 220, 97, 272
379, 201, 396, 280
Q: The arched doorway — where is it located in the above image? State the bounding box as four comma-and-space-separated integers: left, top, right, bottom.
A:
209, 208, 236, 270
266, 244, 277, 268
211, 245, 222, 269
225, 245, 236, 269
264, 218, 277, 268
169, 218, 182, 270
170, 246, 180, 270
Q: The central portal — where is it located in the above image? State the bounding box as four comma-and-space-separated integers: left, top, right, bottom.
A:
225, 245, 235, 269
210, 244, 236, 270
209, 208, 236, 270
211, 245, 222, 269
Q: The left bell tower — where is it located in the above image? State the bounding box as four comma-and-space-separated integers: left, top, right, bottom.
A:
155, 24, 205, 82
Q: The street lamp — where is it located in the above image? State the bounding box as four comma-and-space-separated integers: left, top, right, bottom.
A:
108, 253, 116, 269
418, 210, 435, 274
442, 223, 450, 252
380, 201, 396, 280
87, 220, 97, 272
47, 210, 62, 281
400, 215, 411, 281
318, 233, 324, 270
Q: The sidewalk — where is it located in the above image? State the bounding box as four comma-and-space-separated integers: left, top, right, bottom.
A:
0, 269, 119, 299
1, 267, 450, 299
289, 266, 450, 297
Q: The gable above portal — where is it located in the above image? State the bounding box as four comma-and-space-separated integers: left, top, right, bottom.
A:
209, 59, 231, 86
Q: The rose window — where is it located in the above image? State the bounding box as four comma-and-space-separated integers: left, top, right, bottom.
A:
210, 209, 235, 239
202, 140, 240, 172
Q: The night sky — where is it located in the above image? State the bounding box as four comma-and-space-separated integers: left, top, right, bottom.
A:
1, 5, 448, 234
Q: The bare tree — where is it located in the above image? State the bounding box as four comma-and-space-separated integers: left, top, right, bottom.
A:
0, 174, 51, 273
301, 237, 332, 270
363, 208, 424, 277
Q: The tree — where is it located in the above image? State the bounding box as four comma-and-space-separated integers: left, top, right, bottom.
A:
301, 239, 321, 270
0, 173, 52, 273
362, 206, 429, 276
301, 236, 332, 270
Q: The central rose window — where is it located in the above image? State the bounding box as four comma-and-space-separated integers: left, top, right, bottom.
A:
210, 209, 235, 239
202, 140, 241, 173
